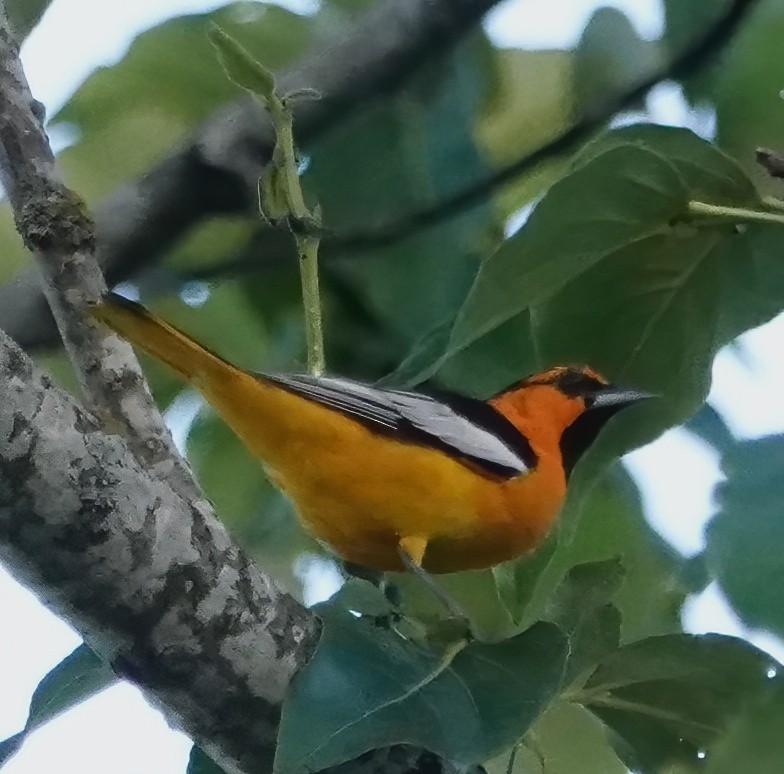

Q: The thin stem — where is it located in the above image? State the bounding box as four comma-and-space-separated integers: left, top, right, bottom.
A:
267, 92, 326, 375
298, 234, 326, 375
209, 26, 327, 376
269, 97, 309, 219
268, 93, 326, 374
687, 200, 784, 227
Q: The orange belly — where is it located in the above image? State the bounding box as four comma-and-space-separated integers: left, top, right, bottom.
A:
203, 370, 567, 573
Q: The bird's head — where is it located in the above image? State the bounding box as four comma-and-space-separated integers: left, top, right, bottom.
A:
489, 365, 652, 475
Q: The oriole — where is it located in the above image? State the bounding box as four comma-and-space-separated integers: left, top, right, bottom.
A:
91, 294, 649, 575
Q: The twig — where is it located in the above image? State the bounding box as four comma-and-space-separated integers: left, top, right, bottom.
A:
688, 200, 784, 226
209, 26, 326, 375
0, 329, 320, 774
0, 0, 505, 351
331, 0, 759, 251
0, 13, 200, 500
757, 147, 784, 179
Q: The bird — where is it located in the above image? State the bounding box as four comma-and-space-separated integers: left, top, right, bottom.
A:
91, 293, 650, 580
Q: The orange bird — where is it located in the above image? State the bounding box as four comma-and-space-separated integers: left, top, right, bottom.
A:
91, 294, 649, 576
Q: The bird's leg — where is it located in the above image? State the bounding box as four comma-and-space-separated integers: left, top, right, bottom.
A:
397, 537, 469, 623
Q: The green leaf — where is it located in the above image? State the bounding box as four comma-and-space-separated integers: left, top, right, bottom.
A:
207, 24, 277, 103
389, 566, 517, 643
486, 702, 628, 774
445, 141, 688, 365
0, 644, 116, 765
276, 607, 568, 773
423, 126, 770, 435
705, 433, 784, 637
707, 679, 784, 774
493, 532, 559, 628
575, 124, 758, 204
495, 466, 686, 642
527, 127, 775, 480
574, 7, 659, 112
544, 559, 623, 687
579, 633, 778, 771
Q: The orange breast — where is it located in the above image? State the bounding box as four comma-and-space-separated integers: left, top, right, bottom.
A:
202, 370, 568, 574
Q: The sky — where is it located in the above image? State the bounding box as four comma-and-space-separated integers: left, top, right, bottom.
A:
3, 0, 784, 772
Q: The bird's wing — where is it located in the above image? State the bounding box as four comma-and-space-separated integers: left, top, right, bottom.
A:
264, 373, 534, 478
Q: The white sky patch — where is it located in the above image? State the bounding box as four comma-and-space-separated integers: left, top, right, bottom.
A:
163, 390, 205, 454
294, 554, 344, 606
683, 583, 784, 665
0, 566, 81, 738
623, 428, 723, 556
710, 312, 784, 439
21, 0, 317, 115
2, 682, 192, 774
21, 0, 226, 114
485, 0, 664, 49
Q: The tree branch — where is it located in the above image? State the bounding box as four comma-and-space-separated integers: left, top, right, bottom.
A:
0, 329, 320, 773
329, 0, 759, 251
0, 0, 504, 350
0, 14, 201, 502
139, 0, 762, 288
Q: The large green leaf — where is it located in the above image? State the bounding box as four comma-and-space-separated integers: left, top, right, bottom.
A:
706, 679, 784, 773
705, 433, 784, 637
446, 141, 688, 369
276, 596, 568, 773
578, 634, 778, 771
0, 644, 116, 765
403, 126, 768, 411
522, 127, 778, 489
542, 559, 624, 688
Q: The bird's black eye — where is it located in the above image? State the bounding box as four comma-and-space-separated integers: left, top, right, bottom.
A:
583, 395, 596, 409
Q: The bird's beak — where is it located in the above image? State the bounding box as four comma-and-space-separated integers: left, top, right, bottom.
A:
590, 386, 656, 410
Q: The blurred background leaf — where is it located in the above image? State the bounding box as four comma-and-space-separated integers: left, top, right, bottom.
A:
705, 432, 784, 638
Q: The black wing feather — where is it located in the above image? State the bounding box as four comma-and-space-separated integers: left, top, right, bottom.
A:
264, 373, 535, 478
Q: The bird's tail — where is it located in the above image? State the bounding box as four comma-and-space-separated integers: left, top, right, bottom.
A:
90, 293, 234, 384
